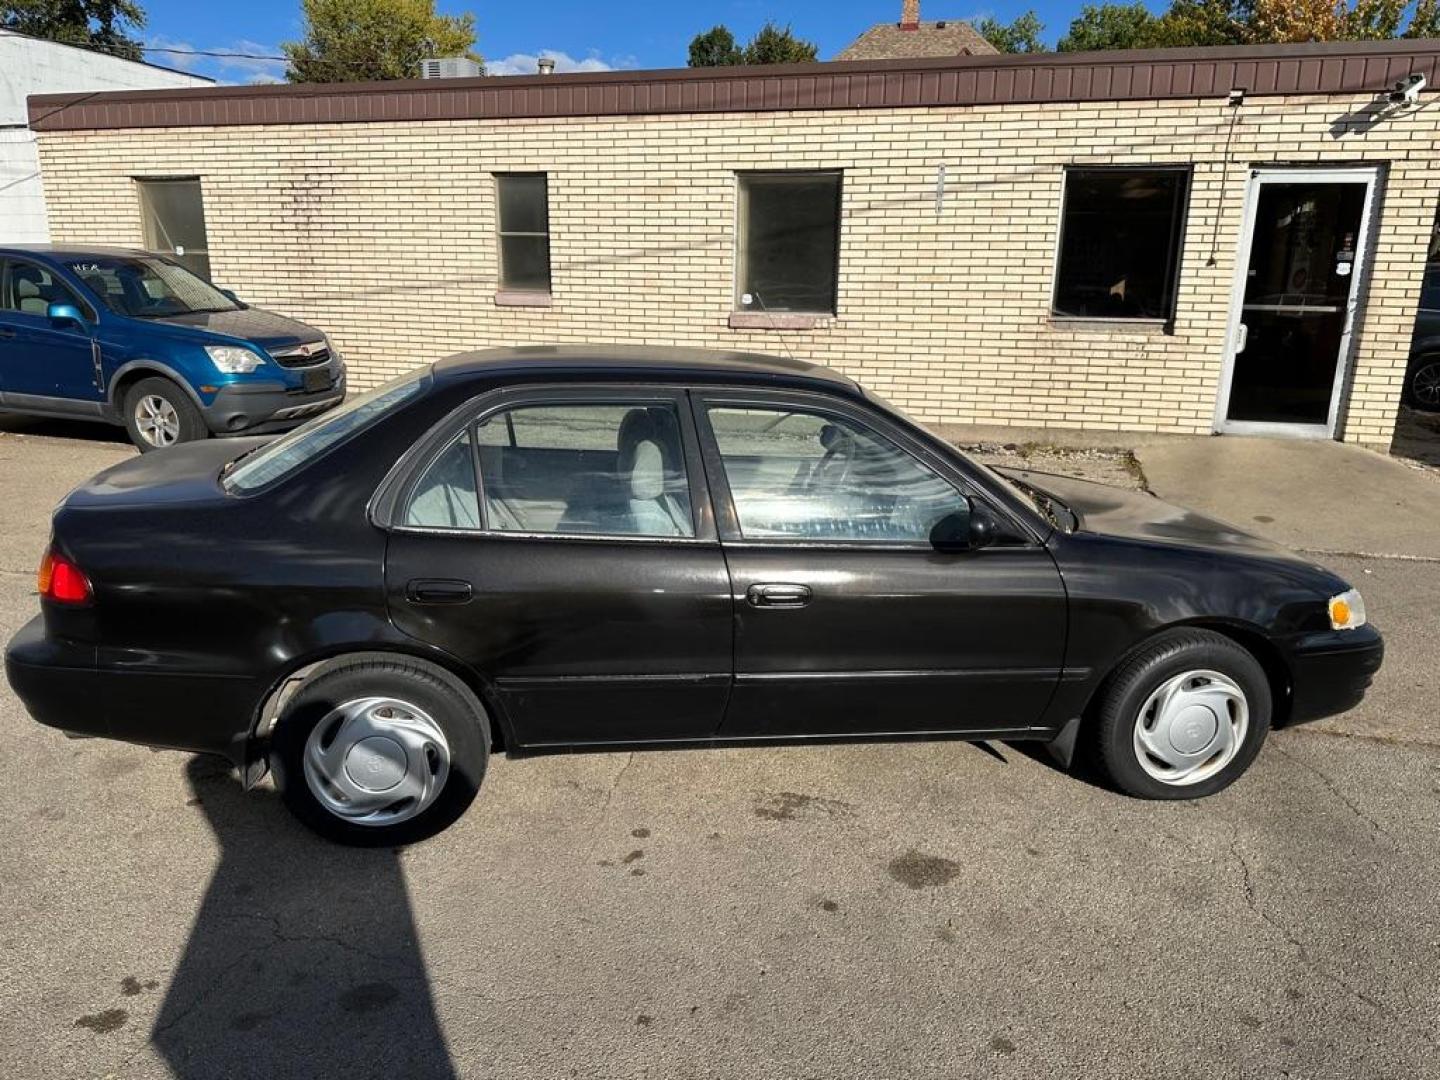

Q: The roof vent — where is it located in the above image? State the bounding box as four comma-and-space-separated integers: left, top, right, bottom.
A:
537, 56, 556, 75
418, 57, 483, 79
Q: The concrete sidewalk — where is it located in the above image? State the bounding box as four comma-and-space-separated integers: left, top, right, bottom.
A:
1136, 437, 1440, 561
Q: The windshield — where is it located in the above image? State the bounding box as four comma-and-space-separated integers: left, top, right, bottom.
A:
67, 255, 240, 318
223, 371, 429, 493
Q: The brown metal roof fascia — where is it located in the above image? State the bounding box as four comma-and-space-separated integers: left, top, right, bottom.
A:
28, 39, 1440, 132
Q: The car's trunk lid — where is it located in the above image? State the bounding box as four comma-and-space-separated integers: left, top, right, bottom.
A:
64, 438, 264, 510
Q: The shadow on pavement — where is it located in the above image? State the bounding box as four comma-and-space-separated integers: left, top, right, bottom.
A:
152, 757, 456, 1079
0, 413, 131, 446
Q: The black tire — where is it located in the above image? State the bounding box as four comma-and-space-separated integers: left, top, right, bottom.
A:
270, 655, 490, 846
1090, 628, 1271, 800
1403, 355, 1440, 411
122, 376, 207, 452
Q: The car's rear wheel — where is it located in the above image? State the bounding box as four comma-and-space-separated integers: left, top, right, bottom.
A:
270, 656, 489, 845
1090, 629, 1271, 800
122, 377, 207, 451
1405, 355, 1440, 411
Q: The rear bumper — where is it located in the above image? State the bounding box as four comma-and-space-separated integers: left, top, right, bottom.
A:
1282, 624, 1384, 726
203, 365, 345, 435
5, 615, 260, 764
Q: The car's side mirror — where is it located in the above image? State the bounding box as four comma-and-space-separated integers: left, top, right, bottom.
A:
46, 303, 89, 333
218, 288, 245, 307
930, 502, 999, 552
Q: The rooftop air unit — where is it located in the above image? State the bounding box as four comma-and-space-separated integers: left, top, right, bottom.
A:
418, 57, 483, 79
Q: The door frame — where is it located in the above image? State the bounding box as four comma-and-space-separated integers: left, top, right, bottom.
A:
1212, 165, 1381, 439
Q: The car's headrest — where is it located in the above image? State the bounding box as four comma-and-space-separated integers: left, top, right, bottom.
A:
628, 439, 665, 501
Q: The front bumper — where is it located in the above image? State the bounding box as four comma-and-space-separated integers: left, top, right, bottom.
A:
5, 615, 260, 764
202, 364, 346, 436
1282, 624, 1385, 726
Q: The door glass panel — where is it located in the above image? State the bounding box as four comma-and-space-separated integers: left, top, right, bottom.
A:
473, 403, 693, 538
137, 178, 212, 280
0, 260, 83, 316
708, 406, 965, 541
1226, 181, 1367, 425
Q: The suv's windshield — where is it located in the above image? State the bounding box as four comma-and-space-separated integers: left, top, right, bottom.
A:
67, 255, 239, 319
223, 371, 429, 493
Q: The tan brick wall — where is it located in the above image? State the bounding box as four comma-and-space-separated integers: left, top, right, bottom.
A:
34, 94, 1440, 446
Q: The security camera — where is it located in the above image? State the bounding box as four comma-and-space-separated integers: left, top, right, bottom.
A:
1387, 73, 1426, 106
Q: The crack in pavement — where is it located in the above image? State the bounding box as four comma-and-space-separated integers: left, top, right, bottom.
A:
584, 751, 636, 860
1270, 740, 1395, 846
1295, 546, 1440, 564
1224, 823, 1440, 1051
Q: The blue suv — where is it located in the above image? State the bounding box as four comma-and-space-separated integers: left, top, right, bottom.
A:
0, 246, 345, 450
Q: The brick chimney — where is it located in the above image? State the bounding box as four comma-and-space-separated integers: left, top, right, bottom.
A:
900, 0, 920, 29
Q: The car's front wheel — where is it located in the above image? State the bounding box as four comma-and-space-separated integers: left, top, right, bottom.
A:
122, 377, 207, 451
1090, 629, 1271, 799
270, 655, 490, 845
1404, 355, 1440, 411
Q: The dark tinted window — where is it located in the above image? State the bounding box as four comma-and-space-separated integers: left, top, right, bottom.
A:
496, 173, 551, 292
1053, 168, 1189, 321
737, 171, 841, 314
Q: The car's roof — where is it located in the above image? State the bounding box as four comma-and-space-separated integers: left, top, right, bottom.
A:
433, 345, 860, 392
0, 244, 151, 260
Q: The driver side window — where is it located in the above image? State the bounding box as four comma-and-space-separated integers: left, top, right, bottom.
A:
0, 260, 84, 318
706, 405, 966, 542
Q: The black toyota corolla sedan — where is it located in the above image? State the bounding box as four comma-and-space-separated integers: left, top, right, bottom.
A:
5, 346, 1383, 844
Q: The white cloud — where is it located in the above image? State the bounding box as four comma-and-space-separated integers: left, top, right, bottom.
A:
485, 49, 636, 77
143, 35, 288, 85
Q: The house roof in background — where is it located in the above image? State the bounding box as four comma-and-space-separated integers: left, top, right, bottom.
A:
27, 39, 1440, 133
835, 20, 998, 62
0, 27, 216, 83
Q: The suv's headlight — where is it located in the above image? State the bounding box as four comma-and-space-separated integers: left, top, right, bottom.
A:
322, 332, 340, 359
205, 345, 266, 374
1328, 588, 1367, 630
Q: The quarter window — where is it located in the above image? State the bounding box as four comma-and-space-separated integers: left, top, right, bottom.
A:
736, 171, 841, 314
137, 178, 212, 280
496, 173, 552, 292
468, 402, 693, 538
707, 406, 965, 542
1053, 167, 1189, 321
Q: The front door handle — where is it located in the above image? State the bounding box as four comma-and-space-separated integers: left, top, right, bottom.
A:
405, 578, 473, 604
746, 582, 812, 608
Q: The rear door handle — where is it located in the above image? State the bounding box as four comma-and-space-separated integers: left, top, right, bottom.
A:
405, 578, 473, 604
746, 582, 812, 608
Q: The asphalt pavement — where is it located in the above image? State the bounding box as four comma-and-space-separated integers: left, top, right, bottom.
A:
1, 419, 1437, 1080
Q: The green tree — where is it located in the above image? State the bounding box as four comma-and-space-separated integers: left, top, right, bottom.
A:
741, 21, 818, 63
687, 24, 742, 66
283, 0, 479, 83
1058, 2, 1159, 50
0, 0, 146, 60
1404, 0, 1440, 36
1151, 0, 1248, 45
975, 9, 1046, 52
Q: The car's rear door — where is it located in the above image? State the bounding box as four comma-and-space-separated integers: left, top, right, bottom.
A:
383, 385, 733, 748
692, 388, 1068, 739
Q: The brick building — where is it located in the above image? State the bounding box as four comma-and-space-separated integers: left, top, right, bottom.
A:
26, 40, 1440, 446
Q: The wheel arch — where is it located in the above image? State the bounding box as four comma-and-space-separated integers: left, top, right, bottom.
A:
108, 360, 206, 411
245, 645, 516, 785
1082, 618, 1293, 732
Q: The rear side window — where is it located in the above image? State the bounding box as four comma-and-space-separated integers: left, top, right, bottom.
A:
224, 372, 427, 493
405, 401, 695, 538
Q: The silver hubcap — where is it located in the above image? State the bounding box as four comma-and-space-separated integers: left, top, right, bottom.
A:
1414, 362, 1440, 407
135, 395, 180, 447
302, 696, 450, 826
1133, 669, 1248, 786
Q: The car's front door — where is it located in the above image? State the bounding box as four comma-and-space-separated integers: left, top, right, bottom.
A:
383, 387, 733, 748
693, 390, 1068, 739
0, 258, 103, 412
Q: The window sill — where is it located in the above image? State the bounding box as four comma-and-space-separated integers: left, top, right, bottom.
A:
728, 311, 830, 331
1048, 316, 1172, 335
494, 289, 552, 308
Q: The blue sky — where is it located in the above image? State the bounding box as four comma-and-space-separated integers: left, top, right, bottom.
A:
137, 0, 1076, 84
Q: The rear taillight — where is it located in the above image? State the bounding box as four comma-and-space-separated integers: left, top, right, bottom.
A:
37, 547, 92, 605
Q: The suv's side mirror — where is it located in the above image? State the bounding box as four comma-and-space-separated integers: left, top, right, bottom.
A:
930, 502, 999, 552
218, 288, 245, 307
46, 303, 89, 333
